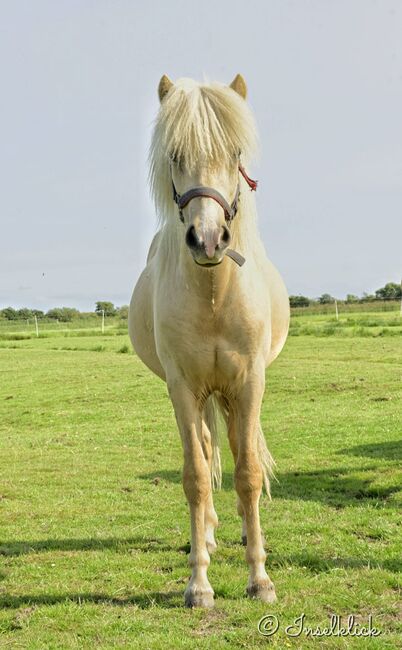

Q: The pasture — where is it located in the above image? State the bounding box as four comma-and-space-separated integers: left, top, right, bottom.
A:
0, 309, 401, 648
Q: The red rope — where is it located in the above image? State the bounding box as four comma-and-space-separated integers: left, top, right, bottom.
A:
239, 164, 258, 191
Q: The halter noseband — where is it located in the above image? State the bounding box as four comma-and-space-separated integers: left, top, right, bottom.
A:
171, 163, 257, 224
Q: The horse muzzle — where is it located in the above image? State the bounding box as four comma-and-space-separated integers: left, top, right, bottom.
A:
185, 224, 231, 266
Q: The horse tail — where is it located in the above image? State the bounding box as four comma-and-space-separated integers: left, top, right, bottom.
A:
204, 393, 275, 497
256, 422, 276, 500
203, 393, 223, 490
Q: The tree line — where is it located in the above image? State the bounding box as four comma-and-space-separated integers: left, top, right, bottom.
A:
289, 282, 401, 307
0, 302, 129, 322
1, 282, 400, 320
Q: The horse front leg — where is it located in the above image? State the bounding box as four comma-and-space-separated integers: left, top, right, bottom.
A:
234, 373, 276, 603
168, 378, 214, 608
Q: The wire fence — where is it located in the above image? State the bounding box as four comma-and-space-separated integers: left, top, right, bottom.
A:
0, 316, 127, 338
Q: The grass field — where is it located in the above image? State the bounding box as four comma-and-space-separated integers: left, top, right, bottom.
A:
0, 310, 401, 648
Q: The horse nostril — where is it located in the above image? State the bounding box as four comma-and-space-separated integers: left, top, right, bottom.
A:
185, 225, 199, 249
221, 225, 231, 247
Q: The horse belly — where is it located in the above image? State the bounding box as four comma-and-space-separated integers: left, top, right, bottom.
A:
129, 267, 166, 381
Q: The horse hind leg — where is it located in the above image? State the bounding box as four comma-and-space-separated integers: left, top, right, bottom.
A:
201, 399, 220, 554
226, 409, 248, 545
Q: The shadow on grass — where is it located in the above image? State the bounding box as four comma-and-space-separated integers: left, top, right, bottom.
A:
273, 464, 401, 508
140, 469, 235, 490
0, 536, 175, 557
338, 439, 402, 461
0, 590, 183, 610
0, 550, 400, 612
140, 465, 401, 509
269, 551, 402, 574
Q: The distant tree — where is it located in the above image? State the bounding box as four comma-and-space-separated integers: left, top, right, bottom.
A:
17, 308, 33, 319
47, 307, 79, 322
95, 301, 116, 317
32, 309, 44, 318
289, 295, 310, 307
346, 294, 359, 304
375, 282, 401, 301
117, 305, 129, 319
360, 292, 375, 302
318, 293, 335, 304
1, 307, 17, 320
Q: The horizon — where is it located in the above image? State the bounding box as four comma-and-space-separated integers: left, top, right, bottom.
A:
1, 279, 401, 314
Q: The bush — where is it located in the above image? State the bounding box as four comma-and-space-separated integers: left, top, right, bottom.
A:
318, 293, 336, 304
95, 301, 116, 317
375, 282, 402, 301
289, 295, 310, 307
117, 305, 129, 319
1, 307, 18, 320
47, 307, 80, 322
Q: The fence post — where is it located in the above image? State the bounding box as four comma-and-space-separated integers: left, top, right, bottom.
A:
335, 300, 339, 321
34, 315, 39, 337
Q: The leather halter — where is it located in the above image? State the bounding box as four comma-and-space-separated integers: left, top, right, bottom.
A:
172, 163, 257, 224
171, 162, 257, 267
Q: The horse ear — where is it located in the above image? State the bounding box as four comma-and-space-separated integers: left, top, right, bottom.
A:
229, 74, 247, 100
158, 74, 173, 102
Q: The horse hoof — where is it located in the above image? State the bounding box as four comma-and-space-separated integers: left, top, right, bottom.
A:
247, 581, 277, 603
184, 590, 215, 608
206, 540, 217, 554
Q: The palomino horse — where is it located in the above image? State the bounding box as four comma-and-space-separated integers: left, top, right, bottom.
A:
129, 74, 289, 608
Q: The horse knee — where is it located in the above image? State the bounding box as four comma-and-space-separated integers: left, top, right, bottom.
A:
235, 457, 263, 499
183, 462, 210, 504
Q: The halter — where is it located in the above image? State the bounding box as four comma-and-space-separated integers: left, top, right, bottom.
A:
171, 161, 257, 267
171, 163, 258, 224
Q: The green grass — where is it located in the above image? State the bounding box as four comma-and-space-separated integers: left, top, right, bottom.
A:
289, 309, 402, 338
0, 316, 401, 648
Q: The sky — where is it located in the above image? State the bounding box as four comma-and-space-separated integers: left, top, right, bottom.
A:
1, 0, 401, 311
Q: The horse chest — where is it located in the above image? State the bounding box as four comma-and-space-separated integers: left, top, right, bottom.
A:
158, 305, 266, 388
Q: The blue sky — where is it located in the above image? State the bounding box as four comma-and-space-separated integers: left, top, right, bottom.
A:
1, 0, 401, 310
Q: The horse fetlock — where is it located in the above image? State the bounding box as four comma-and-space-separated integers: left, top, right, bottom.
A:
241, 532, 266, 547
205, 537, 217, 555
188, 550, 210, 570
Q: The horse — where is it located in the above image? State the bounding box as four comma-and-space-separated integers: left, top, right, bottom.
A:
129, 74, 289, 608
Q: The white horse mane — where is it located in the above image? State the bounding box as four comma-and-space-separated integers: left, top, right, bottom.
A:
149, 78, 262, 254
